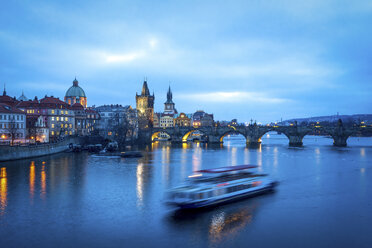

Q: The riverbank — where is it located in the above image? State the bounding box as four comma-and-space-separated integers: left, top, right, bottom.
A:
0, 136, 80, 162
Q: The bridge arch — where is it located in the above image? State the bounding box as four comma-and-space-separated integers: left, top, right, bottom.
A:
182, 129, 209, 142
151, 130, 172, 142
219, 129, 247, 143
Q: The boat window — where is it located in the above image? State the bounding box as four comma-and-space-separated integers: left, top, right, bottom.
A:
227, 187, 235, 193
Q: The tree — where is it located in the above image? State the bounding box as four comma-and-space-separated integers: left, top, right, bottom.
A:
6, 117, 19, 146
112, 111, 138, 148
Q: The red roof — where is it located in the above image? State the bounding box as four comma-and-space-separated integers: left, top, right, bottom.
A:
16, 99, 40, 108
0, 95, 18, 106
71, 102, 84, 110
195, 165, 258, 173
39, 96, 69, 109
0, 103, 25, 114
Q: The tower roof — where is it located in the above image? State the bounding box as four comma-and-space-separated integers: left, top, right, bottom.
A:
165, 85, 174, 104
141, 80, 150, 96
65, 78, 86, 98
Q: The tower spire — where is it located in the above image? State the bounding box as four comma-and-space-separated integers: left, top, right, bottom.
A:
141, 79, 150, 96
3, 83, 6, 96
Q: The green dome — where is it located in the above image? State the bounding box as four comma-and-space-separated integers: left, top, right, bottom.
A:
65, 78, 86, 98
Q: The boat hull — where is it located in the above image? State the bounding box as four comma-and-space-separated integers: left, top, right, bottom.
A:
170, 181, 278, 210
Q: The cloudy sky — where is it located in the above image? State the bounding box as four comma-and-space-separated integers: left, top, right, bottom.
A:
1, 0, 371, 123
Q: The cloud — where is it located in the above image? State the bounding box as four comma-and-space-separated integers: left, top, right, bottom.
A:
104, 51, 146, 63
177, 91, 290, 104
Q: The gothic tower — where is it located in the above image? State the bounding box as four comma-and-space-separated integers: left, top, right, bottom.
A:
136, 80, 155, 128
164, 86, 176, 115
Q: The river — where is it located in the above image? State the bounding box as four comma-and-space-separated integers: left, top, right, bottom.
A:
0, 133, 372, 248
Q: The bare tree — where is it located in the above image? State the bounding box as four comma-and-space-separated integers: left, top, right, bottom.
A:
6, 117, 19, 146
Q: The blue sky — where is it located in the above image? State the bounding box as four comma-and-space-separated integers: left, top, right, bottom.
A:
1, 0, 372, 123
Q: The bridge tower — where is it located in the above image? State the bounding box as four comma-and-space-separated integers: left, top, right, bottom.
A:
136, 80, 155, 129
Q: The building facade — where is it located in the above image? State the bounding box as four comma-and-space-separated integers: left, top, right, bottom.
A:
0, 103, 26, 144
136, 80, 154, 129
193, 110, 214, 128
95, 104, 136, 139
174, 113, 192, 127
26, 115, 49, 143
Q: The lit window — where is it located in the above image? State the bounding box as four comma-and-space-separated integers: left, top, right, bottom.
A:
61, 124, 63, 128
61, 110, 64, 114
65, 124, 68, 128
65, 111, 68, 114
69, 131, 72, 135
69, 124, 72, 128
51, 131, 54, 135
51, 124, 54, 128
61, 117, 64, 121
51, 117, 54, 121
56, 117, 59, 121
51, 110, 55, 114
65, 117, 68, 121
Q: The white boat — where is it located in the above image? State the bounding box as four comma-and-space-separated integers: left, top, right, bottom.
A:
166, 165, 278, 209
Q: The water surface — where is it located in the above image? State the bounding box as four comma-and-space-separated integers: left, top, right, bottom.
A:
1, 134, 372, 247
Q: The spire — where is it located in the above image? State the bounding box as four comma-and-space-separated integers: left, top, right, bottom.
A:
3, 83, 6, 96
167, 85, 172, 102
165, 85, 174, 104
141, 79, 150, 96
73, 77, 78, 86
18, 90, 28, 101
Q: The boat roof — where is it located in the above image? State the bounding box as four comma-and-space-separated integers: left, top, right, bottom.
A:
195, 165, 258, 173
171, 174, 268, 193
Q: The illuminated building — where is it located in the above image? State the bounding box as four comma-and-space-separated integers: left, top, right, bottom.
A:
174, 113, 192, 127
193, 110, 214, 127
136, 80, 154, 129
159, 114, 174, 128
64, 78, 87, 108
0, 103, 26, 144
39, 96, 75, 140
16, 96, 75, 141
26, 115, 49, 143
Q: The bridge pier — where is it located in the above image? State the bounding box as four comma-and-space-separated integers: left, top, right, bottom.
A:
171, 135, 183, 143
332, 135, 348, 147
208, 135, 222, 144
246, 135, 261, 148
288, 135, 303, 147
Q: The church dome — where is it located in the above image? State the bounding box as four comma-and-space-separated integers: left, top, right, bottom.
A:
65, 78, 86, 98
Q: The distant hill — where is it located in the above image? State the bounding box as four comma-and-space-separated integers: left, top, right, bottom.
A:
280, 114, 372, 125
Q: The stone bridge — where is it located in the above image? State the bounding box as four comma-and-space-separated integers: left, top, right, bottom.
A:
142, 121, 371, 147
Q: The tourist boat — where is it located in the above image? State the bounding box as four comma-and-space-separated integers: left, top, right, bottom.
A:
166, 165, 278, 209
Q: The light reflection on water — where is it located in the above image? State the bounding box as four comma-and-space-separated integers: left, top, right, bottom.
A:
0, 135, 372, 247
29, 161, 35, 199
0, 167, 7, 215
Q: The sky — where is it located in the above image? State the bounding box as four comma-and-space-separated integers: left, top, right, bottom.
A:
1, 0, 372, 123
